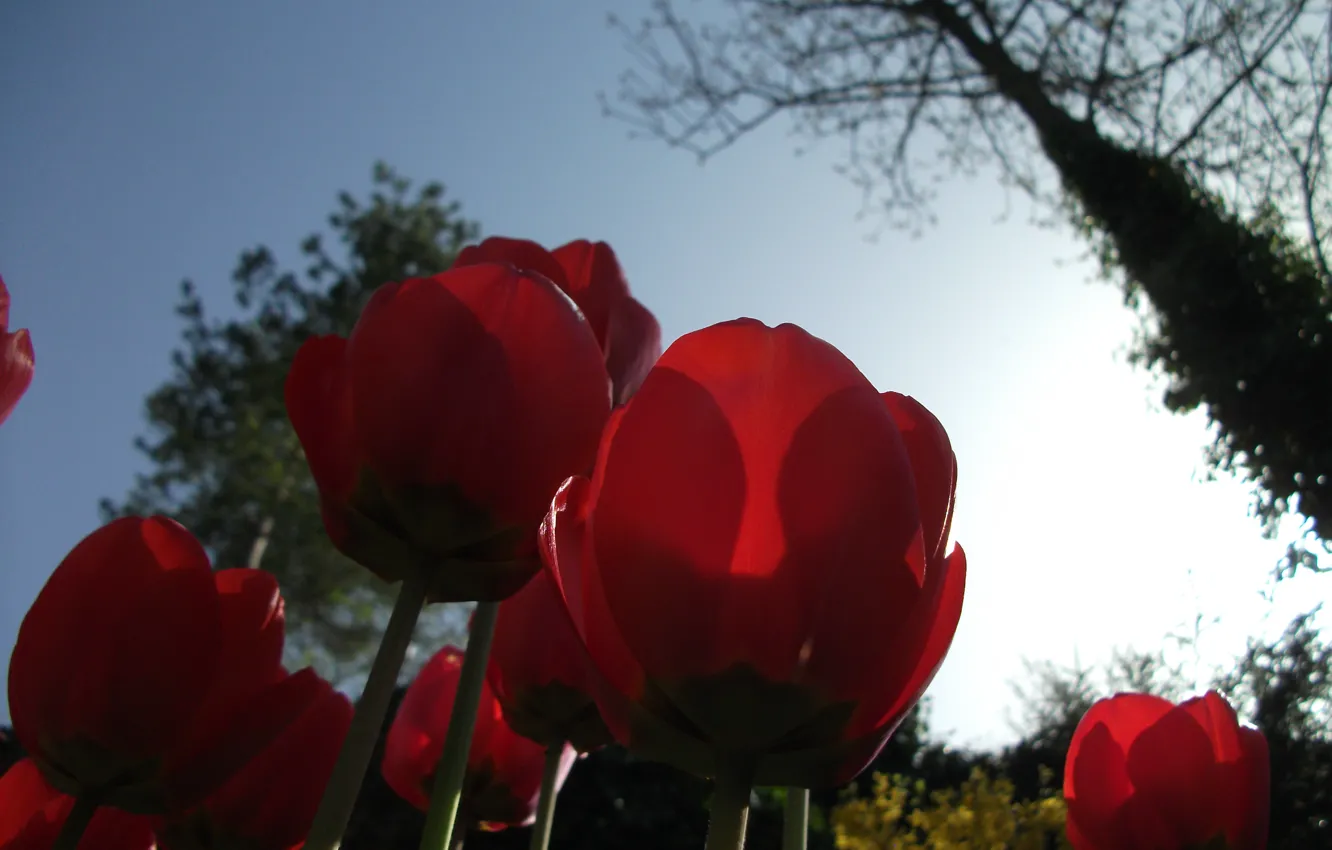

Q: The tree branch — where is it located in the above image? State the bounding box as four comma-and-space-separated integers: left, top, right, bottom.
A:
1167, 0, 1310, 159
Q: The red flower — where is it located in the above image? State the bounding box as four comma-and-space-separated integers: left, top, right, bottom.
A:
8, 517, 305, 814
541, 318, 966, 787
156, 670, 353, 850
1065, 691, 1270, 850
0, 275, 35, 427
453, 237, 662, 404
487, 569, 613, 752
285, 260, 612, 602
383, 646, 576, 830
0, 759, 156, 850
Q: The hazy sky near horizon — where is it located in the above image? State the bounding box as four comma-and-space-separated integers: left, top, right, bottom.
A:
2, 0, 1327, 749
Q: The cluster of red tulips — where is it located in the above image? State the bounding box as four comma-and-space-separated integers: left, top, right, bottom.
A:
0, 240, 1270, 850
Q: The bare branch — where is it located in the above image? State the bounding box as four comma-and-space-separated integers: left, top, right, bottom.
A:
1085, 0, 1132, 120
1167, 0, 1311, 159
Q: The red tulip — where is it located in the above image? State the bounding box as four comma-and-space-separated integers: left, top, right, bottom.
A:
0, 758, 156, 850
8, 517, 305, 814
487, 569, 613, 752
453, 237, 662, 404
285, 260, 612, 602
0, 275, 35, 427
540, 318, 966, 787
383, 646, 576, 830
156, 670, 353, 850
1065, 691, 1270, 850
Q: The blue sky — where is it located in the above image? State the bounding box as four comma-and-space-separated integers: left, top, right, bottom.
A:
1, 0, 1326, 747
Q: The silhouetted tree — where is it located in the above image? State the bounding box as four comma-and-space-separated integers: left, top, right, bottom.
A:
607, 0, 1332, 572
101, 163, 480, 681
1217, 608, 1332, 849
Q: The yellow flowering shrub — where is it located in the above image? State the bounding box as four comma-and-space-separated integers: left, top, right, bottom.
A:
831, 768, 1071, 850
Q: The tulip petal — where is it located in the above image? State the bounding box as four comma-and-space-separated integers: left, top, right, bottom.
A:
179, 569, 288, 761
550, 239, 630, 348
1064, 691, 1268, 850
473, 727, 575, 828
776, 382, 924, 707
384, 646, 519, 817
592, 365, 745, 683
596, 319, 915, 692
1067, 721, 1134, 839
0, 759, 158, 850
1179, 691, 1258, 848
1069, 692, 1175, 761
202, 673, 352, 850
849, 544, 967, 741
455, 237, 571, 294
604, 296, 662, 405
540, 474, 719, 773
883, 393, 956, 565
383, 646, 469, 809
0, 276, 34, 428
8, 517, 221, 787
553, 240, 660, 404
487, 566, 612, 750
1063, 803, 1097, 850
213, 568, 286, 687
0, 759, 60, 846
1066, 694, 1173, 810
754, 722, 895, 789
1181, 690, 1244, 762
164, 667, 333, 812
541, 475, 645, 710
1124, 703, 1224, 844
347, 266, 609, 527
285, 335, 358, 513
489, 570, 591, 708
0, 326, 34, 428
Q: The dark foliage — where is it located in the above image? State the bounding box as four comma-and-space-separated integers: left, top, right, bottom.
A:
2, 614, 1326, 847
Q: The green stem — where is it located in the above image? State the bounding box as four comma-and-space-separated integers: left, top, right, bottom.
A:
418, 600, 501, 850
304, 570, 428, 850
782, 788, 809, 850
51, 797, 97, 850
704, 761, 755, 850
528, 743, 566, 850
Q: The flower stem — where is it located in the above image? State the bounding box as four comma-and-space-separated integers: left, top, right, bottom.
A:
51, 797, 96, 850
304, 570, 428, 850
528, 743, 565, 850
704, 760, 755, 850
782, 788, 809, 850
418, 600, 501, 850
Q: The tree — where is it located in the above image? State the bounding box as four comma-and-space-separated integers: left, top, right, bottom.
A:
606, 0, 1332, 573
1216, 608, 1332, 849
101, 163, 481, 682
